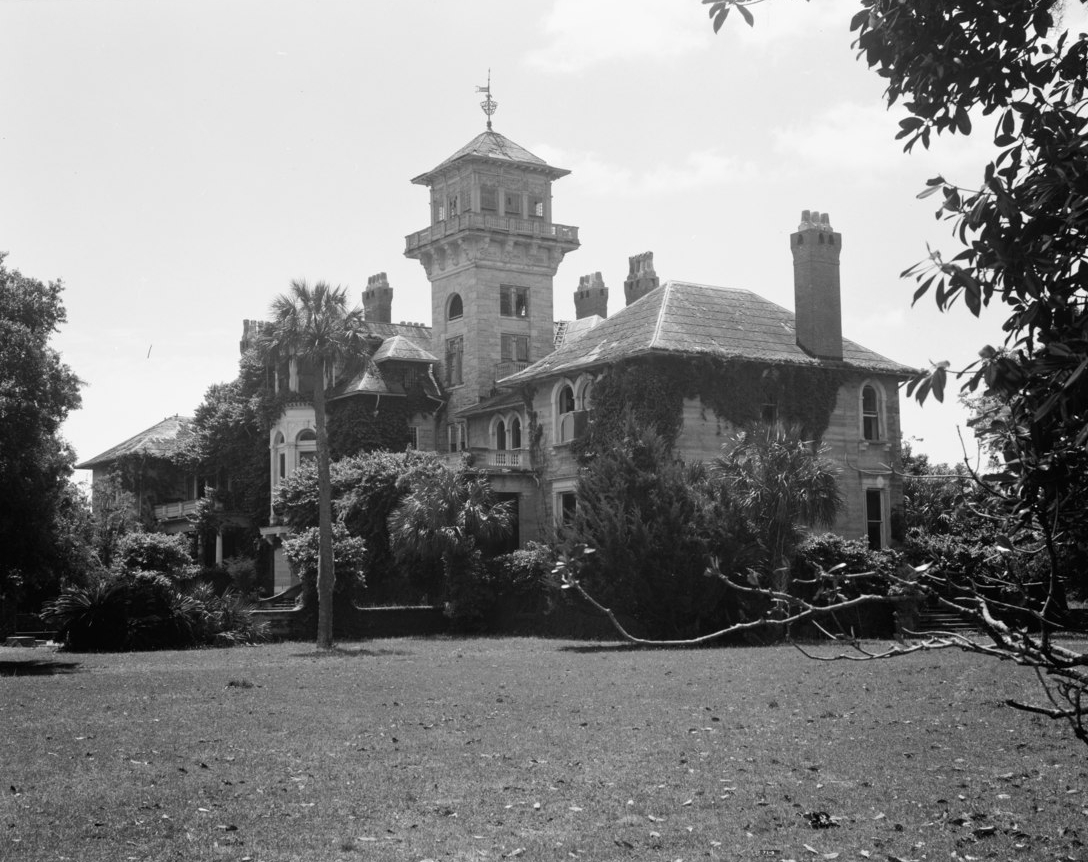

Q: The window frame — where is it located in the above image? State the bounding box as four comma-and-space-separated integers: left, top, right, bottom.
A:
860, 380, 886, 443
447, 293, 463, 321
499, 285, 530, 318
445, 335, 464, 387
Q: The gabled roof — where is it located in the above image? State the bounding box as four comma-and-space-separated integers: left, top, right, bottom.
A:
372, 334, 438, 364
411, 129, 570, 185
77, 415, 193, 470
499, 280, 915, 387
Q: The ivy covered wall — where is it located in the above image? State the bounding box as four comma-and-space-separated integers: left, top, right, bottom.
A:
573, 355, 849, 463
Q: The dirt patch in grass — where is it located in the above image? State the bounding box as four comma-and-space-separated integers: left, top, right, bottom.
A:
1, 638, 1085, 861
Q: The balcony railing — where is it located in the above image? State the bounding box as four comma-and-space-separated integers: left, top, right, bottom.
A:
153, 500, 201, 521
440, 447, 532, 471
494, 359, 530, 382
405, 214, 580, 252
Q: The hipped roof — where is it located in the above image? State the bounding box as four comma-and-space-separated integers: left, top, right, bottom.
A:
77, 415, 193, 470
411, 129, 570, 185
499, 280, 916, 387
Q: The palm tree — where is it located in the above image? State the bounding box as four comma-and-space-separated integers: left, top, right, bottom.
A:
387, 470, 511, 617
713, 423, 842, 591
257, 280, 365, 648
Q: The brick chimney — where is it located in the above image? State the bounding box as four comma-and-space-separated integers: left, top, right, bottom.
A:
791, 210, 842, 361
362, 272, 393, 323
574, 272, 608, 319
623, 251, 659, 306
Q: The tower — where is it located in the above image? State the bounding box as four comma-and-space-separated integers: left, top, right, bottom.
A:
404, 84, 580, 448
791, 209, 843, 360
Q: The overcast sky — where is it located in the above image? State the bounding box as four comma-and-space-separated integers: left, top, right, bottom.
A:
6, 0, 1084, 475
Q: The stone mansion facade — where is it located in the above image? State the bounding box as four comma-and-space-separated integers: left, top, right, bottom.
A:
83, 122, 913, 591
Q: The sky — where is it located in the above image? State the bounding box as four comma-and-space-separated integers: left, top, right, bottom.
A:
6, 0, 1086, 477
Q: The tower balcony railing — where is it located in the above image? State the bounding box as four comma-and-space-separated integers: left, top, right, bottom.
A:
493, 359, 531, 382
405, 213, 579, 252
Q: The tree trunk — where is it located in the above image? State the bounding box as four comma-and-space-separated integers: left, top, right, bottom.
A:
313, 364, 336, 649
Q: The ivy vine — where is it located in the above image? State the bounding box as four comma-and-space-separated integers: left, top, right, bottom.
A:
573, 356, 849, 464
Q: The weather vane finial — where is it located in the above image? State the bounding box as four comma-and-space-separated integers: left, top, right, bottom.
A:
476, 70, 497, 131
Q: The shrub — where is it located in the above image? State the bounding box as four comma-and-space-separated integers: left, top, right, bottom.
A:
791, 533, 901, 602
224, 555, 259, 597
42, 571, 268, 652
487, 542, 558, 616
282, 523, 367, 612
114, 532, 194, 579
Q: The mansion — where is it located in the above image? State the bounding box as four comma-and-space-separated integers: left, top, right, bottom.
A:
82, 121, 913, 592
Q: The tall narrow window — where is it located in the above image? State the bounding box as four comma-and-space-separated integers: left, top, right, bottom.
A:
500, 334, 530, 363
500, 285, 529, 318
559, 492, 577, 528
510, 415, 522, 449
862, 385, 881, 441
445, 336, 464, 387
557, 383, 577, 443
761, 393, 778, 426
504, 192, 521, 215
495, 419, 507, 451
407, 426, 419, 450
866, 489, 884, 550
529, 197, 544, 218
480, 185, 497, 211
447, 293, 463, 320
447, 194, 459, 218
448, 422, 466, 453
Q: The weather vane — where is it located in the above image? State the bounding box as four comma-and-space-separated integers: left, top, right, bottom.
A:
476, 70, 497, 131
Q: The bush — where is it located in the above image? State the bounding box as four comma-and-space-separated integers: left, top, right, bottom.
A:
114, 532, 194, 579
42, 572, 268, 651
487, 542, 558, 616
224, 555, 259, 597
281, 523, 367, 612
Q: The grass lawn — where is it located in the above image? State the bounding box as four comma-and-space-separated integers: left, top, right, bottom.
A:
1, 637, 1086, 862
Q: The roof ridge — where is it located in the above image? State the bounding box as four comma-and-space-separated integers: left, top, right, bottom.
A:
650, 283, 671, 348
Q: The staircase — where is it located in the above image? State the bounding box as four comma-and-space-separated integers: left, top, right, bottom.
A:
912, 609, 979, 635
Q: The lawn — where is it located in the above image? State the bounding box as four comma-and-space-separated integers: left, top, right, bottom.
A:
1, 638, 1085, 862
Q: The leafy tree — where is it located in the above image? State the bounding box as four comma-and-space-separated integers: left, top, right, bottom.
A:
89, 470, 140, 569
180, 352, 278, 526
0, 254, 83, 635
563, 417, 756, 638
700, 0, 1088, 743
281, 522, 368, 613
387, 469, 512, 622
113, 532, 194, 579
255, 280, 366, 649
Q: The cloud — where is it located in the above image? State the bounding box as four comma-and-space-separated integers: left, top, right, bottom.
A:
532, 143, 755, 196
525, 0, 710, 74
772, 101, 1003, 184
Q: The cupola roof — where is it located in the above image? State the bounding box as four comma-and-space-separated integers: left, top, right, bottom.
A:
411, 129, 570, 185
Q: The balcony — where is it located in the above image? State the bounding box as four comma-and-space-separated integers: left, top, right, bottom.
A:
439, 447, 532, 471
153, 500, 201, 521
405, 213, 579, 252
494, 359, 530, 382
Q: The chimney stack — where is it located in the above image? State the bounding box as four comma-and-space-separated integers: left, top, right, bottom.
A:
574, 272, 608, 319
363, 272, 393, 323
791, 210, 842, 361
623, 251, 659, 306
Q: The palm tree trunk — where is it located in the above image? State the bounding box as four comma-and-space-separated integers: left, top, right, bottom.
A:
313, 362, 335, 649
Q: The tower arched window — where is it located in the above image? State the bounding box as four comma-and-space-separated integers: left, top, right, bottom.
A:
447, 293, 463, 321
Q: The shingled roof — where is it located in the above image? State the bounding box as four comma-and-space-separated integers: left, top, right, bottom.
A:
77, 415, 193, 470
372, 334, 438, 364
411, 129, 570, 185
499, 280, 915, 387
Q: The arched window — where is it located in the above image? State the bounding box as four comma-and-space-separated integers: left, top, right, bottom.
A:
447, 293, 463, 321
577, 377, 594, 411
296, 428, 317, 470
273, 431, 287, 482
556, 383, 577, 443
495, 418, 507, 451
510, 415, 522, 449
861, 384, 881, 441
558, 384, 575, 415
